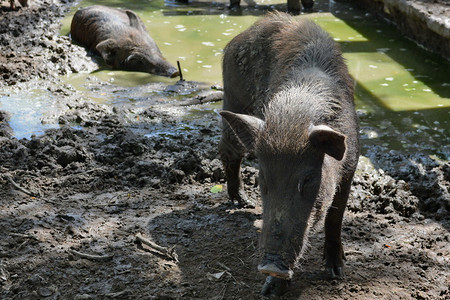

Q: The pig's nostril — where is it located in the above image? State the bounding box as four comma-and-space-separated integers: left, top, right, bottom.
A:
170, 70, 180, 78
258, 253, 293, 279
258, 263, 294, 279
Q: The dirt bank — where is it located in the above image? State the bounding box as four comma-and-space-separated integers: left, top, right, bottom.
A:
0, 0, 96, 87
0, 0, 449, 299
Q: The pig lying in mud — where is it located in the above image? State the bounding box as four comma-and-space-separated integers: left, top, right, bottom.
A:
229, 0, 313, 13
220, 12, 359, 295
70, 5, 178, 78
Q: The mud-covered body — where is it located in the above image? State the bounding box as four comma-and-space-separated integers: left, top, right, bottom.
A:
220, 12, 359, 295
70, 5, 178, 78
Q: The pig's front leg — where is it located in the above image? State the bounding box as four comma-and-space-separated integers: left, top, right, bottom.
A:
219, 123, 254, 208
324, 177, 353, 278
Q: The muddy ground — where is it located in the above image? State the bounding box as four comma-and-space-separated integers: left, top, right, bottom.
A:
0, 0, 449, 299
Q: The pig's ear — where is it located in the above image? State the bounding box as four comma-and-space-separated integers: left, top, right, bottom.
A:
309, 125, 346, 161
96, 39, 118, 66
126, 10, 143, 30
220, 111, 264, 151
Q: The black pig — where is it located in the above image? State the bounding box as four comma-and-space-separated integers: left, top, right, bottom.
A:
220, 12, 359, 295
70, 6, 178, 78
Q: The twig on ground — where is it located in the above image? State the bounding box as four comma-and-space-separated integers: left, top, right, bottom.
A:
177, 60, 184, 81
9, 232, 38, 240
3, 174, 39, 197
135, 232, 178, 262
0, 263, 9, 282
105, 290, 130, 298
69, 249, 113, 262
174, 91, 223, 106
216, 261, 231, 272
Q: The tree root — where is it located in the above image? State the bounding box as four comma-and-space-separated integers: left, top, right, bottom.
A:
3, 174, 40, 197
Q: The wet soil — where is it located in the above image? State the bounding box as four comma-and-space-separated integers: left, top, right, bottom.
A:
0, 0, 449, 299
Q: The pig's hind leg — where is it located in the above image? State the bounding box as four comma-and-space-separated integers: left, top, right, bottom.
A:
219, 122, 254, 208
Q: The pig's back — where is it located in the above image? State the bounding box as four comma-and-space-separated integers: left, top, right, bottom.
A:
222, 12, 353, 116
222, 14, 287, 116
70, 6, 135, 52
271, 16, 353, 106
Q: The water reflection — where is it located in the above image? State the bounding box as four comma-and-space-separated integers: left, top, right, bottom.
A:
0, 91, 60, 140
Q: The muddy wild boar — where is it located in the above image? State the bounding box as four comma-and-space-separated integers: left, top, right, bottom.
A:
220, 12, 359, 295
229, 0, 313, 13
70, 5, 178, 78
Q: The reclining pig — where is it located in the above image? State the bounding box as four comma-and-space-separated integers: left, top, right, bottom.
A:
70, 5, 179, 78
220, 12, 359, 295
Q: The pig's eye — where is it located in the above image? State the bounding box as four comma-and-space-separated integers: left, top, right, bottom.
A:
126, 54, 140, 64
298, 175, 312, 194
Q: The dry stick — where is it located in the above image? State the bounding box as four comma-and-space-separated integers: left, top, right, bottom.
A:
135, 233, 178, 262
216, 261, 231, 272
69, 249, 113, 262
3, 174, 39, 197
177, 60, 184, 81
219, 284, 227, 300
175, 91, 223, 106
105, 290, 129, 298
9, 232, 37, 240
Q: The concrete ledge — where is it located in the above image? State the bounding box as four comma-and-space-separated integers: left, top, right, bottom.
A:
341, 0, 450, 60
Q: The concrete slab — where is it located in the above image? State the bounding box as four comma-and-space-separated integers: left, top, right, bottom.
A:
341, 0, 450, 60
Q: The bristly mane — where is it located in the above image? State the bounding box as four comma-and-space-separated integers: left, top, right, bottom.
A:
255, 12, 349, 156
266, 12, 351, 88
257, 74, 342, 156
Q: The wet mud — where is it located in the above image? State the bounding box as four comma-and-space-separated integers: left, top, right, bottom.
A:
0, 0, 449, 299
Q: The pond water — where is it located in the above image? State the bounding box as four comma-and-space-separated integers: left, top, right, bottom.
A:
2, 0, 450, 159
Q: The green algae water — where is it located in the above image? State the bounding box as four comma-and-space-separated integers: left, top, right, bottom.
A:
316, 4, 450, 158
2, 0, 449, 159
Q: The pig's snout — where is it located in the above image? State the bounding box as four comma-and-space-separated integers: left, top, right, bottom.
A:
168, 68, 179, 78
259, 254, 292, 296
257, 253, 293, 280
156, 65, 179, 78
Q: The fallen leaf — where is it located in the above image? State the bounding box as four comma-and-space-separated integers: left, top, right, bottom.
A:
206, 271, 225, 281
210, 185, 223, 193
